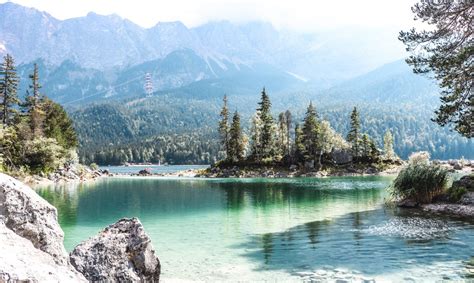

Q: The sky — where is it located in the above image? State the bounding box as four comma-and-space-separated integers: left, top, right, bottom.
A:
0, 0, 418, 32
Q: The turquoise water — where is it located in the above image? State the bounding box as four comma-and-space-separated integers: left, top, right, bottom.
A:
100, 165, 209, 174
37, 176, 474, 281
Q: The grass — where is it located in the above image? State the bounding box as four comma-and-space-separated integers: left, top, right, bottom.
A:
390, 163, 450, 204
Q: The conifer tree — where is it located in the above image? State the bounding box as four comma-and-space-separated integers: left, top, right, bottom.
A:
218, 95, 230, 158
0, 54, 20, 126
347, 107, 361, 157
383, 130, 396, 160
257, 87, 274, 159
361, 133, 371, 158
302, 102, 320, 163
42, 97, 78, 149
23, 63, 45, 136
277, 112, 288, 157
228, 111, 244, 162
249, 111, 262, 161
369, 139, 380, 161
284, 110, 292, 156
294, 123, 305, 163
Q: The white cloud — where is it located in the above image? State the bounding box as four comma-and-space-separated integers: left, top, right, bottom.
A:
0, 0, 419, 31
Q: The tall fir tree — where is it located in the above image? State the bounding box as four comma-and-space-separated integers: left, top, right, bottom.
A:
228, 111, 244, 162
23, 63, 45, 136
347, 107, 361, 157
383, 130, 396, 160
42, 97, 78, 149
361, 133, 371, 158
249, 111, 262, 161
294, 123, 305, 163
284, 110, 292, 156
277, 112, 288, 157
0, 54, 20, 126
302, 102, 320, 163
257, 87, 274, 160
218, 95, 230, 158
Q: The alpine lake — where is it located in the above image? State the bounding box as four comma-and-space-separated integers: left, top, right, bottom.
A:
36, 166, 474, 282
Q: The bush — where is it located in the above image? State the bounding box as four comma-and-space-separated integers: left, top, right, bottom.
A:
23, 137, 65, 174
89, 162, 99, 170
390, 163, 450, 204
408, 151, 431, 166
447, 185, 467, 202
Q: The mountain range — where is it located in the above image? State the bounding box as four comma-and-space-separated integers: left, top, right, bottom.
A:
1, 1, 409, 104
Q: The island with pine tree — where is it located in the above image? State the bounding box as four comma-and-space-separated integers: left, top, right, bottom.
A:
197, 88, 402, 178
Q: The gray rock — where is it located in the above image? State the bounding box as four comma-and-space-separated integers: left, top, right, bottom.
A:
70, 218, 161, 282
0, 220, 86, 282
453, 174, 474, 192
397, 199, 419, 208
0, 173, 68, 265
331, 149, 353, 165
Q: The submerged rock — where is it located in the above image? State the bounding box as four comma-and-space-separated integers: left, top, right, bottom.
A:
0, 173, 68, 265
70, 218, 161, 282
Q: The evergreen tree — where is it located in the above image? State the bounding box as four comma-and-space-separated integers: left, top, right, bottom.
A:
249, 111, 262, 161
361, 133, 371, 158
218, 95, 230, 158
369, 139, 380, 161
42, 98, 78, 149
257, 87, 274, 159
399, 0, 473, 137
284, 110, 292, 156
383, 130, 396, 160
302, 102, 320, 164
228, 111, 244, 162
0, 54, 20, 126
294, 123, 305, 163
347, 107, 361, 157
23, 63, 45, 136
277, 112, 288, 157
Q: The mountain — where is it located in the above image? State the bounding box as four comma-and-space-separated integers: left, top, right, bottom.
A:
1, 1, 406, 97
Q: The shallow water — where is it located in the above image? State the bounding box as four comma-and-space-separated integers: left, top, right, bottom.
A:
99, 164, 209, 174
37, 175, 474, 282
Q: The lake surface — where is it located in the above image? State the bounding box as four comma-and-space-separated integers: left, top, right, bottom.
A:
100, 165, 209, 174
37, 175, 474, 282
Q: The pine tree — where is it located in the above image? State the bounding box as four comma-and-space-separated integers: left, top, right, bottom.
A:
361, 133, 370, 158
284, 110, 292, 156
218, 95, 230, 159
347, 107, 361, 158
228, 111, 244, 162
277, 112, 288, 157
369, 139, 380, 161
302, 102, 320, 163
42, 97, 78, 149
23, 63, 45, 136
294, 123, 305, 163
383, 130, 396, 160
249, 111, 262, 161
0, 54, 20, 126
257, 87, 274, 159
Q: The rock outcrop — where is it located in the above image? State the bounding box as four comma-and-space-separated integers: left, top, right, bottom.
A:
0, 173, 87, 282
0, 173, 68, 265
0, 173, 161, 282
0, 220, 86, 282
70, 218, 161, 282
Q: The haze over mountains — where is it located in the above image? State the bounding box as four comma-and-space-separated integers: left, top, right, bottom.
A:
1, 2, 409, 104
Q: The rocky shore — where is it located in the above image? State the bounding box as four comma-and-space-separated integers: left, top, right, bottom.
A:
0, 173, 160, 282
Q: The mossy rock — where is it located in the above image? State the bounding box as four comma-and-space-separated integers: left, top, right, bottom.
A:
452, 174, 474, 192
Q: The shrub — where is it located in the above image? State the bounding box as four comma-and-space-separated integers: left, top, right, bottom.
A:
390, 163, 450, 204
89, 162, 99, 170
446, 185, 467, 202
23, 137, 65, 174
408, 151, 431, 166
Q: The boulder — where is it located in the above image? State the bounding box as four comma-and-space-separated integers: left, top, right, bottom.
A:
331, 149, 353, 165
0, 173, 68, 265
70, 218, 161, 282
138, 168, 153, 176
396, 199, 418, 208
0, 220, 86, 282
452, 174, 474, 192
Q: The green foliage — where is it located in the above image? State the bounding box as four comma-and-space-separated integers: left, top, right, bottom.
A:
228, 111, 245, 162
42, 98, 78, 149
446, 185, 467, 203
383, 130, 396, 160
23, 137, 65, 174
0, 54, 20, 126
256, 88, 274, 159
302, 102, 320, 162
390, 163, 450, 204
218, 95, 230, 158
89, 162, 99, 170
399, 0, 473, 137
347, 107, 361, 157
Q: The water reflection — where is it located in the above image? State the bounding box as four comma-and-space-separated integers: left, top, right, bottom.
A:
241, 208, 474, 280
